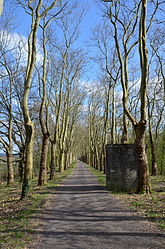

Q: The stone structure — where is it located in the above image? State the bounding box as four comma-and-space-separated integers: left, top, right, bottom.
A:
106, 144, 138, 192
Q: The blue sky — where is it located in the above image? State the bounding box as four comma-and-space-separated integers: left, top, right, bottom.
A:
7, 0, 103, 81
14, 0, 103, 42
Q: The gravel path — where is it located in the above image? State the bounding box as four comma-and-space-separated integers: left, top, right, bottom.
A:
30, 161, 165, 249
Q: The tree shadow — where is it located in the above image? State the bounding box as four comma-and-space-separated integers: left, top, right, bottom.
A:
1, 229, 165, 239
37, 184, 107, 195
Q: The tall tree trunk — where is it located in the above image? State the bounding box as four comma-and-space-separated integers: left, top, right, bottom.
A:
6, 151, 14, 185
7, 70, 14, 185
21, 2, 41, 198
19, 160, 24, 183
111, 86, 116, 144
135, 122, 151, 193
70, 152, 73, 164
21, 0, 61, 199
102, 145, 106, 173
22, 123, 34, 198
95, 148, 99, 170
135, 0, 150, 193
19, 147, 25, 183
121, 113, 128, 143
147, 96, 158, 175
38, 17, 50, 186
59, 150, 65, 172
64, 151, 67, 170
100, 153, 103, 171
49, 141, 56, 179
160, 128, 165, 175
38, 133, 50, 186
149, 125, 158, 175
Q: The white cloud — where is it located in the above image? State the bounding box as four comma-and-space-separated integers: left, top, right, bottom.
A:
0, 31, 43, 65
79, 80, 105, 97
79, 80, 97, 91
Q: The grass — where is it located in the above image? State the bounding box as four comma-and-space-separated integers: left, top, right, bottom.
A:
88, 166, 106, 186
0, 161, 76, 249
88, 165, 165, 231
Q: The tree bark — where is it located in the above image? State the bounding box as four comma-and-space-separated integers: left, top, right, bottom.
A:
148, 124, 158, 175
7, 68, 14, 184
6, 151, 14, 185
59, 150, 65, 172
38, 133, 50, 186
21, 0, 62, 199
49, 141, 56, 179
121, 112, 128, 143
38, 16, 50, 186
19, 147, 25, 183
21, 123, 34, 198
64, 151, 67, 170
135, 122, 151, 193
111, 85, 116, 144
135, 0, 150, 193
21, 1, 41, 199
160, 132, 165, 175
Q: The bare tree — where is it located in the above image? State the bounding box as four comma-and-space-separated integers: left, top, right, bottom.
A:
17, 0, 68, 199
37, 10, 65, 186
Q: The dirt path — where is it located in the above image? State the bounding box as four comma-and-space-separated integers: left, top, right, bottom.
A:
29, 161, 165, 249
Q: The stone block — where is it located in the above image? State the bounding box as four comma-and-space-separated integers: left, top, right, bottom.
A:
106, 144, 138, 192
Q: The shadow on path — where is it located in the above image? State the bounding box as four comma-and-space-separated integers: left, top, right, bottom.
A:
1, 229, 165, 239
27, 161, 165, 249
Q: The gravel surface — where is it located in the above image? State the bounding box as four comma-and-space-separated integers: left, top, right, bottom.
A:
29, 161, 165, 249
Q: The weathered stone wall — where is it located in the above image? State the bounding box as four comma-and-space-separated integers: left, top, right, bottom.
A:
106, 144, 138, 192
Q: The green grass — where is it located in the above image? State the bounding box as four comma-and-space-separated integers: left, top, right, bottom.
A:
131, 201, 146, 208
0, 194, 43, 249
88, 166, 106, 186
0, 161, 77, 249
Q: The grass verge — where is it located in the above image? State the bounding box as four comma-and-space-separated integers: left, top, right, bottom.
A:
88, 166, 106, 186
0, 161, 76, 249
88, 165, 165, 231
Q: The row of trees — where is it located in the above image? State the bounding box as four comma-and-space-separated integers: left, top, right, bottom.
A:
79, 0, 165, 192
0, 0, 86, 198
0, 0, 164, 197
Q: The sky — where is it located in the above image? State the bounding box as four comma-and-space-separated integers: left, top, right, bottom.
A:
3, 0, 104, 81
15, 0, 103, 41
